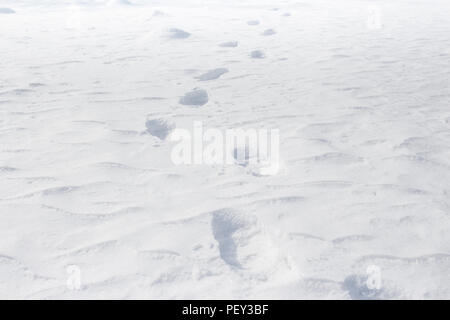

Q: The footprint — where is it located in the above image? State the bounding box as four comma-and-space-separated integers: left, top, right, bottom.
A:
0, 8, 15, 14
251, 50, 265, 59
29, 83, 45, 88
152, 10, 167, 17
145, 118, 175, 140
210, 208, 296, 279
211, 209, 251, 268
179, 89, 209, 106
262, 29, 276, 36
107, 0, 132, 6
342, 274, 387, 300
232, 144, 258, 167
247, 20, 260, 26
168, 28, 190, 39
219, 41, 238, 48
196, 68, 228, 81
0, 166, 17, 173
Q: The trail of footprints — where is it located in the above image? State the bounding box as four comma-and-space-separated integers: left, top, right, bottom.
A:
3, 2, 450, 299
144, 12, 290, 282
146, 13, 286, 139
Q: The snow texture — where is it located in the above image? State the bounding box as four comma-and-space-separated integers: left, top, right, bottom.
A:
0, 0, 449, 299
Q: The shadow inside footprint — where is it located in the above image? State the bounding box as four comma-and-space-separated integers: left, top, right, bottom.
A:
179, 89, 209, 106
0, 8, 15, 14
211, 210, 252, 268
232, 145, 258, 167
342, 274, 383, 300
145, 118, 174, 140
262, 29, 276, 36
169, 28, 190, 39
251, 50, 265, 59
196, 68, 228, 81
219, 41, 238, 48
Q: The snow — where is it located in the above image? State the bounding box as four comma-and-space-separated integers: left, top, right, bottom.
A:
219, 41, 238, 48
196, 68, 229, 81
168, 28, 191, 39
179, 89, 209, 106
262, 28, 276, 36
247, 20, 260, 26
0, 0, 450, 299
145, 118, 175, 140
250, 50, 265, 59
0, 8, 15, 14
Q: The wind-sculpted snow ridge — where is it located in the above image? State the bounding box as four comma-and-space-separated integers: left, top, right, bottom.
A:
1, 0, 450, 299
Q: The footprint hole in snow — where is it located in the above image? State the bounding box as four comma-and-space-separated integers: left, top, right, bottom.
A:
251, 50, 265, 59
342, 274, 385, 300
0, 8, 15, 14
262, 29, 276, 36
168, 28, 190, 39
196, 68, 228, 81
179, 89, 209, 106
145, 118, 175, 140
247, 20, 260, 26
211, 209, 257, 268
218, 41, 238, 48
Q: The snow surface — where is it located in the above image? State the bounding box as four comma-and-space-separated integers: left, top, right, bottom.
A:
0, 0, 450, 299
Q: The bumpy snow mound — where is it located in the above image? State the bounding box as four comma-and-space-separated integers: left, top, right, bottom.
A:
179, 89, 209, 106
0, 8, 15, 14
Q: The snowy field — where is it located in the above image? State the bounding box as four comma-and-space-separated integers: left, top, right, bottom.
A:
1, 0, 450, 299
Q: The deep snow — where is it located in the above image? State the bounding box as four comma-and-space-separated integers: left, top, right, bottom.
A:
0, 0, 450, 299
